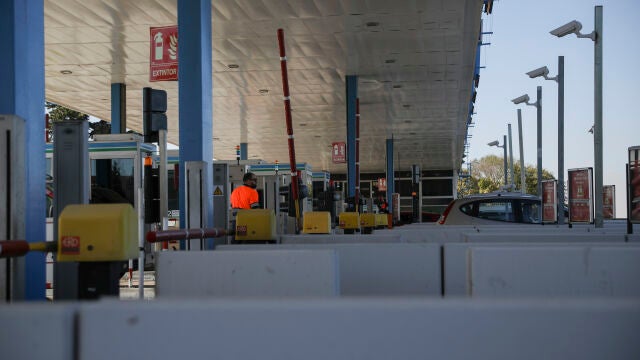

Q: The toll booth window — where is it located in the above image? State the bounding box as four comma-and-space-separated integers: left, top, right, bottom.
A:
395, 179, 413, 196
168, 167, 179, 213
360, 181, 371, 198
91, 158, 134, 205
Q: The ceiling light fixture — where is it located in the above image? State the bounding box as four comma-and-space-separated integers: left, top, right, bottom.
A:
258, 89, 269, 94
227, 64, 239, 69
366, 21, 380, 27
384, 59, 396, 64
60, 70, 72, 75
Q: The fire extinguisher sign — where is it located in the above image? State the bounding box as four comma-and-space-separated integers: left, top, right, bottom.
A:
150, 26, 178, 82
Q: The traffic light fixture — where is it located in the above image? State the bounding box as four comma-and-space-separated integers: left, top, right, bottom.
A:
143, 87, 167, 143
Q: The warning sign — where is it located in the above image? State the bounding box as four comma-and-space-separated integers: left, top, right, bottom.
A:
213, 186, 223, 196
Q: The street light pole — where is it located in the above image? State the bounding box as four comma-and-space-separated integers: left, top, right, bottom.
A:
503, 135, 508, 186
488, 139, 507, 187
508, 123, 515, 190
535, 86, 542, 200
594, 5, 604, 228
518, 109, 526, 194
557, 56, 565, 225
550, 6, 603, 227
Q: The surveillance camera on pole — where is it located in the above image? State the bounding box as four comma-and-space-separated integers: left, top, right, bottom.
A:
487, 140, 500, 147
511, 94, 530, 105
550, 20, 595, 40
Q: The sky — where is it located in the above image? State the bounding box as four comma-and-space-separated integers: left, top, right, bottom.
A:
469, 0, 639, 217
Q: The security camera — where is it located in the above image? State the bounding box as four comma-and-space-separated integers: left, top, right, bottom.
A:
511, 94, 530, 104
487, 140, 500, 147
550, 20, 582, 37
526, 66, 549, 79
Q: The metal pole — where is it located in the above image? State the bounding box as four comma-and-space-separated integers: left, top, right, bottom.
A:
593, 6, 604, 227
536, 86, 542, 199
277, 29, 301, 232
503, 135, 508, 186
518, 109, 526, 194
355, 98, 360, 211
557, 56, 565, 225
508, 124, 515, 190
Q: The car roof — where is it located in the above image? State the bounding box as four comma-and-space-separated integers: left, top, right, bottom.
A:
461, 191, 541, 200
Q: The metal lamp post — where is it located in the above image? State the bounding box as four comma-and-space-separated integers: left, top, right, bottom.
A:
526, 57, 565, 224
488, 137, 508, 187
517, 109, 526, 194
550, 6, 603, 227
512, 90, 543, 199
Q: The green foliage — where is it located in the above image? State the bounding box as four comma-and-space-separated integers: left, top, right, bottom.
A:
46, 102, 112, 140
46, 102, 88, 122
457, 155, 556, 198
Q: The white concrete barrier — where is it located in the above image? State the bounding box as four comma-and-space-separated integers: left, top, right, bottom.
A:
461, 232, 626, 243
155, 250, 340, 298
444, 243, 640, 297
470, 245, 640, 297
218, 243, 442, 296
0, 303, 76, 360
77, 298, 640, 360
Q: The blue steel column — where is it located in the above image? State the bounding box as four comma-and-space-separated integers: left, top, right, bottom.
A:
111, 83, 126, 133
177, 0, 213, 231
386, 138, 394, 213
240, 143, 248, 160
345, 76, 358, 200
0, 0, 45, 300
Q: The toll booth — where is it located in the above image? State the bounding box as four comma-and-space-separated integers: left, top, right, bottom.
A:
45, 134, 156, 288
248, 162, 313, 234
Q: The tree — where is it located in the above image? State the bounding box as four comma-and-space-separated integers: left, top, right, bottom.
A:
457, 155, 555, 197
46, 102, 113, 140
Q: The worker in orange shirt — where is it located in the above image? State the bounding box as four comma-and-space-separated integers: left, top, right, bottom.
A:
231, 172, 260, 210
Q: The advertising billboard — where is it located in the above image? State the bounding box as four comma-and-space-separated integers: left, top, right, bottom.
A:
602, 185, 615, 219
629, 147, 640, 223
568, 168, 593, 223
542, 180, 557, 223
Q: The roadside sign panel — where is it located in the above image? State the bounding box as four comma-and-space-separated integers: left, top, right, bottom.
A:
332, 142, 346, 163
602, 185, 615, 219
150, 26, 178, 81
629, 146, 640, 223
542, 180, 557, 223
568, 168, 593, 223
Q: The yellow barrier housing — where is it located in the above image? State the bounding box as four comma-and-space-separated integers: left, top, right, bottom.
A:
235, 209, 277, 241
360, 213, 375, 228
302, 211, 332, 234
375, 213, 389, 229
339, 212, 360, 231
57, 203, 138, 262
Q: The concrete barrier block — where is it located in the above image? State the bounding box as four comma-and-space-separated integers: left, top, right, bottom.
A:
217, 243, 442, 296
156, 250, 339, 298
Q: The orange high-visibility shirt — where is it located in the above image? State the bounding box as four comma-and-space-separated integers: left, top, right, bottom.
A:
230, 185, 259, 209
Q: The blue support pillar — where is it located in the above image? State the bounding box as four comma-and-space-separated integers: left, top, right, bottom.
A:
177, 0, 213, 232
345, 75, 358, 200
240, 142, 248, 160
111, 83, 126, 133
0, 0, 46, 300
386, 138, 395, 213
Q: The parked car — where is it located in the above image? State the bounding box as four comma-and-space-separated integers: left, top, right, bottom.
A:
438, 192, 542, 225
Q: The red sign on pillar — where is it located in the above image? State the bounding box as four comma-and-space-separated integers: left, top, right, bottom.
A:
377, 178, 387, 191
332, 142, 346, 163
150, 26, 178, 82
